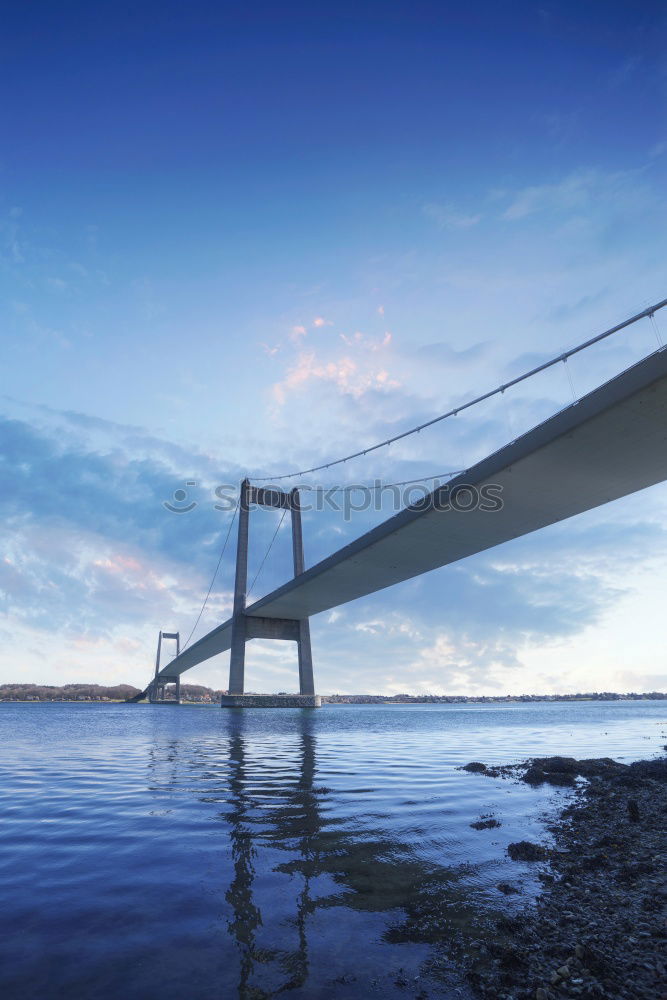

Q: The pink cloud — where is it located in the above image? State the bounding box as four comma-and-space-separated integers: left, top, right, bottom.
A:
272, 347, 400, 405
271, 313, 398, 405
339, 330, 392, 350
92, 553, 169, 593
289, 324, 307, 343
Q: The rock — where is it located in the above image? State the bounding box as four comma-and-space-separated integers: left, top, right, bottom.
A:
576, 757, 626, 778
544, 771, 576, 787
462, 761, 487, 773
497, 882, 519, 894
471, 817, 501, 829
523, 766, 548, 785
628, 758, 667, 782
627, 799, 640, 822
579, 851, 609, 871
507, 840, 548, 862
556, 965, 570, 979
533, 756, 579, 774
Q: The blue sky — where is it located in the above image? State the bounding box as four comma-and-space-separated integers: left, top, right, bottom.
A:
2, 1, 667, 694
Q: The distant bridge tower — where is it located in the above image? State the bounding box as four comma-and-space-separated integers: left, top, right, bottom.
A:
150, 631, 181, 703
223, 479, 318, 707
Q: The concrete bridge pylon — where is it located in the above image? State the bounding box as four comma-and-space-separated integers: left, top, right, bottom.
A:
149, 631, 181, 703
223, 479, 320, 708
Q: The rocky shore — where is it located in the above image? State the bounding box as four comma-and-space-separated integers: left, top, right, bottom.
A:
460, 753, 667, 1000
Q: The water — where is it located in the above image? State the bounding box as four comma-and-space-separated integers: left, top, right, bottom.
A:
1, 700, 665, 999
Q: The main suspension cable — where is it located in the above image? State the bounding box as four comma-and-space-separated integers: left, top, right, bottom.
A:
294, 470, 465, 492
248, 297, 667, 483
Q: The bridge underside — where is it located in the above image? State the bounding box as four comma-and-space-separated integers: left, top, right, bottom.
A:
156, 348, 667, 684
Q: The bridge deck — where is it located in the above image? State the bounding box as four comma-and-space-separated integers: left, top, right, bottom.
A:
158, 348, 667, 680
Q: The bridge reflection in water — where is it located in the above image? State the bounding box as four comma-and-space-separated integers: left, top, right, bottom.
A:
146, 711, 489, 999
224, 715, 318, 995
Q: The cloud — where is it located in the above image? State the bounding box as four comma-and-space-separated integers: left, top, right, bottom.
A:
502, 175, 587, 221
340, 331, 392, 350
313, 316, 333, 328
271, 325, 400, 407
46, 277, 68, 292
289, 324, 307, 343
413, 340, 489, 367
542, 110, 581, 146
422, 202, 482, 230
0, 409, 264, 683
1, 518, 180, 636
607, 54, 641, 89
500, 167, 660, 222
272, 351, 400, 405
313, 507, 667, 695
543, 290, 609, 324
354, 616, 422, 640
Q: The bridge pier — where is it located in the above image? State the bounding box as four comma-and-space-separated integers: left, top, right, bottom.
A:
291, 488, 315, 697
223, 480, 319, 707
149, 631, 181, 703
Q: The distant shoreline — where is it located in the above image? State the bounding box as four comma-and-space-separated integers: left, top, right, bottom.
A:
1, 683, 666, 705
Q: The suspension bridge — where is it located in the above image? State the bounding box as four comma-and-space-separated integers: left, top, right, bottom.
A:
137, 300, 667, 706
